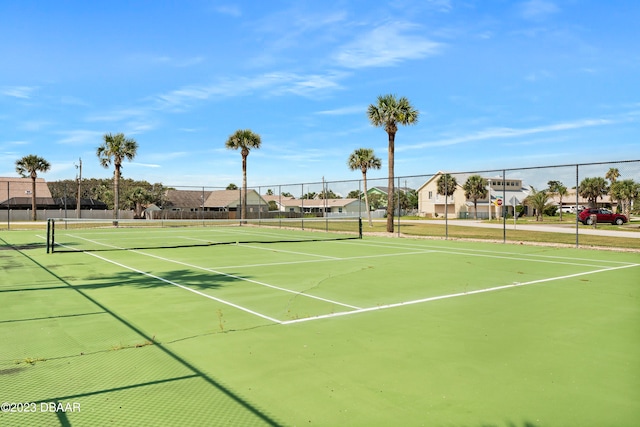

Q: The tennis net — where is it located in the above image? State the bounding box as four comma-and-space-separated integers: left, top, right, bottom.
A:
46, 216, 362, 253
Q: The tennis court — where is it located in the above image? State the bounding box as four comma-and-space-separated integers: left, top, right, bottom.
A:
1, 221, 639, 426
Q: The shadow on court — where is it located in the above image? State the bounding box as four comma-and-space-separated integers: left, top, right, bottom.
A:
0, 240, 283, 426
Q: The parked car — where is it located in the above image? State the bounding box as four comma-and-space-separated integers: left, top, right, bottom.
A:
578, 208, 628, 225
560, 205, 585, 213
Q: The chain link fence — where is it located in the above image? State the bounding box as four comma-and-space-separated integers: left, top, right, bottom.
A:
2, 160, 639, 249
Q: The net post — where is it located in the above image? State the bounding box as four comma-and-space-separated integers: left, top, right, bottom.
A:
47, 218, 55, 253
46, 218, 50, 253
358, 217, 363, 239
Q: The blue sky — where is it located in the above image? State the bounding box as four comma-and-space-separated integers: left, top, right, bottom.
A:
1, 0, 639, 193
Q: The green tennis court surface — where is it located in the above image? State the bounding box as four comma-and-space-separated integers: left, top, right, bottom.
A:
1, 229, 639, 426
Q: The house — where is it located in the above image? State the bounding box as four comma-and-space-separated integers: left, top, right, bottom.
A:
417, 172, 530, 219
263, 194, 365, 216
366, 186, 413, 198
548, 188, 613, 210
0, 177, 56, 209
163, 189, 269, 215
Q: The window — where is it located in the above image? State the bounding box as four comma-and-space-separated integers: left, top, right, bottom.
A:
428, 191, 433, 199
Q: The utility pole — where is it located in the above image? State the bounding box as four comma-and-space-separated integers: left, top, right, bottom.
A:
75, 158, 82, 218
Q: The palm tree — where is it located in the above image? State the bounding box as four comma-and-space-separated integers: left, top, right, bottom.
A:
225, 129, 261, 221
463, 175, 488, 219
96, 133, 138, 221
606, 167, 620, 183
367, 94, 419, 232
437, 173, 458, 217
128, 187, 153, 219
606, 168, 621, 212
610, 179, 639, 218
547, 180, 568, 220
348, 148, 382, 227
578, 177, 608, 208
525, 186, 550, 221
15, 154, 51, 221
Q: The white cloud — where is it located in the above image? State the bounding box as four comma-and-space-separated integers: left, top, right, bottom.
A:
401, 118, 616, 151
153, 71, 347, 111
315, 105, 365, 116
334, 22, 442, 68
520, 0, 560, 21
19, 120, 53, 131
131, 162, 161, 168
1, 86, 37, 99
56, 130, 104, 145
214, 4, 241, 17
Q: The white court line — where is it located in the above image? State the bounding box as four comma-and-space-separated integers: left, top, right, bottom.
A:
342, 238, 637, 265
215, 244, 433, 269
282, 262, 640, 325
128, 249, 361, 309
63, 234, 361, 310
53, 234, 639, 326
81, 250, 283, 324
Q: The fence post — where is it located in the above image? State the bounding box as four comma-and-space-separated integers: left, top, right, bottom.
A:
575, 164, 579, 248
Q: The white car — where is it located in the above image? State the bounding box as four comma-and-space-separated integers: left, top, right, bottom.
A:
559, 205, 585, 213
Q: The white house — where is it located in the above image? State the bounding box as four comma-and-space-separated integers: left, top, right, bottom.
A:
417, 172, 530, 219
263, 195, 365, 216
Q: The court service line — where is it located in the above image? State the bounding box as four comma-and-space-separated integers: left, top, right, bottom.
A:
340, 238, 637, 265
81, 250, 283, 324
281, 262, 640, 325
337, 239, 629, 269
127, 249, 361, 310
214, 244, 434, 269
64, 234, 361, 310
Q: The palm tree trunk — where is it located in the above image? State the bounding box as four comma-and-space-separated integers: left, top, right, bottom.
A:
114, 166, 120, 221
386, 131, 395, 233
362, 171, 373, 227
558, 195, 563, 221
30, 174, 37, 221
242, 154, 248, 222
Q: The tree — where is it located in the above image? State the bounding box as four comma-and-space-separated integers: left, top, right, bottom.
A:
226, 183, 238, 190
96, 133, 138, 220
347, 190, 363, 199
225, 129, 261, 221
393, 189, 417, 213
368, 193, 386, 211
128, 187, 153, 218
547, 180, 568, 220
578, 177, 608, 208
606, 167, 620, 183
606, 168, 621, 212
348, 148, 382, 227
437, 173, 458, 217
463, 175, 487, 219
318, 188, 340, 199
15, 154, 51, 221
610, 179, 639, 218
524, 186, 550, 221
367, 94, 419, 232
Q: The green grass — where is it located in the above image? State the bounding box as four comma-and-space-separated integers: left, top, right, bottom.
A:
364, 219, 640, 250
1, 229, 639, 426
